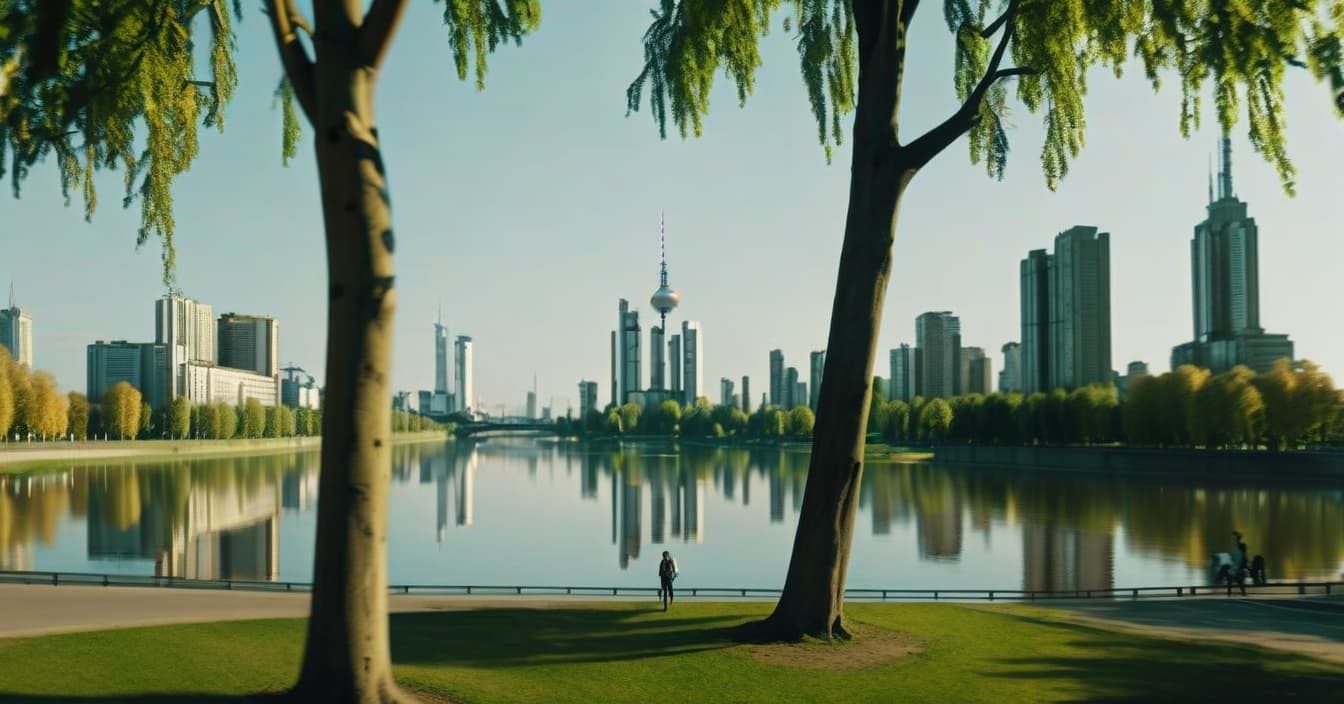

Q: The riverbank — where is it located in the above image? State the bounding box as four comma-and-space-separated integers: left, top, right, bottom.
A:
0, 430, 448, 472
0, 591, 1339, 702
935, 444, 1344, 479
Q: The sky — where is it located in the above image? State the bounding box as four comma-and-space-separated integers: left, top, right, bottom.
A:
4, 3, 1343, 415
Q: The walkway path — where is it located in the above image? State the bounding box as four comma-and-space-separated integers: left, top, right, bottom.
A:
2, 584, 1341, 666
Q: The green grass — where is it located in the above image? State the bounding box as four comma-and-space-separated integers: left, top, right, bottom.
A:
0, 603, 1340, 702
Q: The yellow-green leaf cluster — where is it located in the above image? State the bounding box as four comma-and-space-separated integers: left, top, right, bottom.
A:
437, 0, 541, 90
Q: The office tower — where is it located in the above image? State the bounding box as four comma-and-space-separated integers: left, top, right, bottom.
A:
740, 375, 751, 413
526, 391, 537, 419
999, 341, 1022, 393
155, 294, 215, 364
217, 313, 279, 376
915, 312, 961, 399
615, 299, 641, 404
1020, 249, 1052, 394
87, 341, 170, 410
872, 376, 887, 402
795, 381, 808, 409
649, 325, 666, 390
1127, 361, 1150, 377
1172, 137, 1293, 373
668, 334, 683, 402
682, 320, 702, 404
720, 378, 734, 408
1051, 226, 1112, 388
769, 349, 784, 407
454, 335, 473, 412
1116, 361, 1151, 400
578, 380, 599, 419
433, 308, 450, 394
784, 366, 799, 408
1020, 226, 1112, 391
889, 344, 916, 402
809, 350, 826, 410
959, 347, 991, 395
609, 331, 618, 408
0, 284, 32, 366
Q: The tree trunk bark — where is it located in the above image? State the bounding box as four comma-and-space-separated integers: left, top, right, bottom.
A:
759, 118, 913, 641
290, 17, 409, 704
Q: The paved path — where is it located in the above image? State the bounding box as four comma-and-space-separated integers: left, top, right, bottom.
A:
3, 585, 1342, 666
1045, 597, 1344, 665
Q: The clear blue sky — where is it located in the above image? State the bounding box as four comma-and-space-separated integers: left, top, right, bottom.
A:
4, 3, 1342, 414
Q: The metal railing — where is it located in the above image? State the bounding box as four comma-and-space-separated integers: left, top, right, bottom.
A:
1, 569, 1339, 601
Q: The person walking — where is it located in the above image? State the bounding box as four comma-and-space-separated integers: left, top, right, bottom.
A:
658, 551, 678, 611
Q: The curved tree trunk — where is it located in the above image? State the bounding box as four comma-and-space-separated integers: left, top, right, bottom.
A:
289, 8, 409, 703
759, 1, 915, 641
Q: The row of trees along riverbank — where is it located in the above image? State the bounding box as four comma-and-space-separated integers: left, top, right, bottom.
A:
555, 397, 817, 440
0, 346, 444, 442
868, 359, 1342, 451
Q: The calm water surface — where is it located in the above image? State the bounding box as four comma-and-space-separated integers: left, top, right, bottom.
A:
2, 438, 1341, 591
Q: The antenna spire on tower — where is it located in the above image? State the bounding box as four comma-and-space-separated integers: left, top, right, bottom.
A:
1207, 155, 1214, 205
7, 280, 13, 309
1220, 135, 1234, 199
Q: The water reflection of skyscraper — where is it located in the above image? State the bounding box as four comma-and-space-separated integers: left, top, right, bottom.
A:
1022, 523, 1114, 593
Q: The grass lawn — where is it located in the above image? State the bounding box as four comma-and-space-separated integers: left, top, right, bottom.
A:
0, 602, 1340, 702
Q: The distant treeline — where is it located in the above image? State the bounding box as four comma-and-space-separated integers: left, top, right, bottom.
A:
554, 397, 817, 440
0, 346, 445, 442
868, 359, 1342, 451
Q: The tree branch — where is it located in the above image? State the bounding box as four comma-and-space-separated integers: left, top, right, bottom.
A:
266, 0, 317, 122
359, 0, 410, 69
898, 0, 1031, 169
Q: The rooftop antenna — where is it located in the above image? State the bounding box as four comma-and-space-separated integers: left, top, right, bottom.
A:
1207, 155, 1214, 205
1220, 135, 1234, 200
7, 280, 13, 309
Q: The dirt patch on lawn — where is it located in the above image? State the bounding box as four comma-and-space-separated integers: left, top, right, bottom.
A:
738, 622, 922, 670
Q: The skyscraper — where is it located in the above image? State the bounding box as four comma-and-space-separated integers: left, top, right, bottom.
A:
1172, 137, 1293, 373
649, 326, 666, 390
999, 342, 1021, 393
784, 366, 799, 409
769, 349, 784, 407
433, 307, 450, 394
960, 346, 992, 395
609, 331, 618, 408
740, 375, 751, 413
578, 380, 599, 420
809, 350, 826, 410
614, 299, 641, 404
889, 344, 916, 402
649, 211, 681, 393
87, 340, 170, 410
915, 312, 961, 399
0, 283, 32, 367
1020, 249, 1052, 394
1020, 227, 1112, 392
668, 334, 683, 402
1051, 226, 1112, 388
217, 313, 279, 377
720, 378, 734, 408
681, 320, 702, 404
454, 335, 473, 413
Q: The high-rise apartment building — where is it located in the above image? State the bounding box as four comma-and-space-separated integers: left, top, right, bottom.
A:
0, 285, 32, 367
681, 320, 702, 404
809, 350, 826, 410
784, 366, 800, 409
454, 336, 474, 413
769, 349, 784, 407
889, 344, 916, 402
740, 375, 751, 413
156, 295, 215, 364
609, 331, 619, 408
87, 341, 170, 410
649, 325, 666, 390
217, 313, 279, 377
1020, 227, 1112, 392
915, 312, 961, 399
1171, 138, 1293, 373
999, 341, 1021, 393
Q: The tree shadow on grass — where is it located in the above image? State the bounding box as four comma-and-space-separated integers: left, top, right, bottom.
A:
0, 694, 285, 703
389, 606, 743, 668
987, 611, 1344, 702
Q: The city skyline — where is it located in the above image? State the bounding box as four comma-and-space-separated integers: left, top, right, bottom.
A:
4, 3, 1342, 411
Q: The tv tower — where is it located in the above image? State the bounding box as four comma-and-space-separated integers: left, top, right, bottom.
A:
649, 211, 680, 329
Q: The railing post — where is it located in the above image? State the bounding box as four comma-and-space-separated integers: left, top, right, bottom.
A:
467, 586, 472, 595
1298, 583, 1305, 595
741, 589, 746, 597
989, 591, 994, 601
934, 591, 939, 601
52, 573, 58, 586
405, 585, 410, 594
1177, 587, 1183, 597
1132, 589, 1137, 600
517, 587, 523, 595
882, 590, 887, 601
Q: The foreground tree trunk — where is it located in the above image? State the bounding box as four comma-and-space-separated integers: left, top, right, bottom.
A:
278, 3, 410, 702
760, 2, 916, 641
